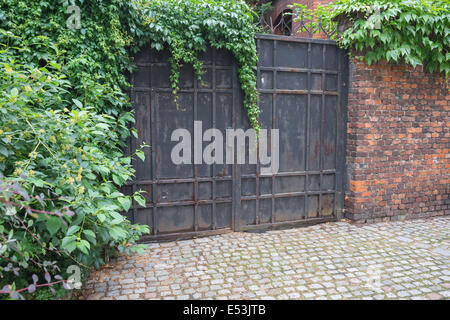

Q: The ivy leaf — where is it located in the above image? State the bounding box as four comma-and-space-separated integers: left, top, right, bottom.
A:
110, 211, 125, 225
97, 213, 106, 223
109, 226, 127, 240
0, 146, 8, 157
112, 174, 123, 185
49, 62, 61, 71
83, 230, 96, 238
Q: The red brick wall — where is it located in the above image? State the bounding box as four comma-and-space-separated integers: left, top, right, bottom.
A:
345, 58, 450, 223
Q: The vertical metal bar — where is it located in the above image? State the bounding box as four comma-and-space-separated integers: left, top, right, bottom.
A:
211, 49, 217, 230
212, 48, 217, 230
334, 47, 340, 219
271, 39, 277, 224
319, 44, 326, 218
341, 50, 349, 220
255, 38, 261, 225
232, 48, 241, 232
335, 47, 347, 220
150, 90, 158, 236
305, 42, 312, 219
255, 157, 260, 225
193, 66, 199, 232
146, 50, 153, 229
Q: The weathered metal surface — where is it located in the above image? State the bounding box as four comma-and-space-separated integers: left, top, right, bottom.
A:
125, 46, 238, 240
126, 34, 348, 240
237, 34, 347, 231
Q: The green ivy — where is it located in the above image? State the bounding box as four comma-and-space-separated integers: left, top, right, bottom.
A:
294, 0, 450, 77
136, 0, 261, 132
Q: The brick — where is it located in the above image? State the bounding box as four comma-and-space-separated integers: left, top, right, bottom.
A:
346, 57, 449, 222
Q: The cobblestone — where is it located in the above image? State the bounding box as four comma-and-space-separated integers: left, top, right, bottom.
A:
82, 217, 450, 300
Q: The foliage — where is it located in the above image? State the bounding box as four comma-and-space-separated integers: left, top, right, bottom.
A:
0, 0, 143, 120
293, 0, 450, 76
136, 0, 261, 132
0, 0, 150, 299
0, 0, 261, 299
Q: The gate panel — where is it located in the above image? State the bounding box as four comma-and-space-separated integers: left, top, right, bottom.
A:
237, 34, 347, 231
126, 46, 240, 240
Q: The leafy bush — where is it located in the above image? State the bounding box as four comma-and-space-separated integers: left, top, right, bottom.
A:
293, 0, 449, 76
0, 29, 148, 300
137, 0, 261, 132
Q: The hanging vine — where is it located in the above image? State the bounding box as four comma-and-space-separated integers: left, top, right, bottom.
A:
136, 0, 261, 132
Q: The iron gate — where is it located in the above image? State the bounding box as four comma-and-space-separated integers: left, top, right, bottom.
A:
124, 34, 348, 240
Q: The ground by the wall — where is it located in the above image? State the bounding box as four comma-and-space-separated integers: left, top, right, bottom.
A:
345, 58, 450, 223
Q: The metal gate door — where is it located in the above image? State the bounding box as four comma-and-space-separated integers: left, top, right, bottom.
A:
125, 34, 348, 240
237, 34, 348, 231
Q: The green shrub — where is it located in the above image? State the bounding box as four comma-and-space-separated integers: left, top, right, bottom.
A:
0, 31, 148, 299
0, 0, 152, 299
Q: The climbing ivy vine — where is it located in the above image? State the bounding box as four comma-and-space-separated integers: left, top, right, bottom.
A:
293, 0, 449, 77
136, 0, 261, 132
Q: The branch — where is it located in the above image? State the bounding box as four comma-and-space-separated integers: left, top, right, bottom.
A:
0, 280, 67, 295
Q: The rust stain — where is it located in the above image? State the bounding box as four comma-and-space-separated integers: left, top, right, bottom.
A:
324, 143, 335, 157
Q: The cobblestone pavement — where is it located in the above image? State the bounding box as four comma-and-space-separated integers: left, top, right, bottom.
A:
82, 217, 450, 300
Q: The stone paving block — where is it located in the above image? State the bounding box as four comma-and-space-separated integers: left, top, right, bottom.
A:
82, 217, 450, 301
